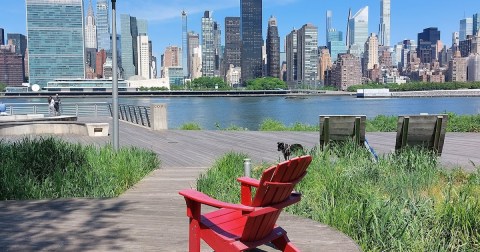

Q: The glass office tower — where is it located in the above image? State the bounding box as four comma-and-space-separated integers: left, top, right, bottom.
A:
241, 0, 263, 83
26, 0, 85, 87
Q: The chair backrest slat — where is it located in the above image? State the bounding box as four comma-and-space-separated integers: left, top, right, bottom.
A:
241, 156, 312, 242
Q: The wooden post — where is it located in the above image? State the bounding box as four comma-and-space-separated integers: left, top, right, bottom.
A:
323, 117, 330, 145
151, 103, 168, 131
401, 117, 410, 148
433, 116, 443, 154
354, 117, 361, 145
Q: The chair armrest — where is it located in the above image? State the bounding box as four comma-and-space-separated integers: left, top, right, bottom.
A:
237, 177, 260, 188
179, 189, 255, 212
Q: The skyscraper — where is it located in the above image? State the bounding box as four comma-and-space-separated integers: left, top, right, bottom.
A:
266, 16, 280, 78
202, 11, 215, 77
224, 17, 241, 75
0, 28, 4, 45
187, 32, 200, 79
26, 0, 85, 87
137, 34, 150, 79
364, 33, 379, 72
297, 24, 318, 86
379, 0, 390, 46
417, 27, 440, 63
6, 33, 27, 58
348, 6, 369, 57
474, 13, 480, 36
120, 14, 138, 79
285, 29, 298, 83
213, 22, 222, 75
0, 45, 24, 86
85, 0, 97, 49
182, 11, 188, 77
326, 10, 332, 45
460, 18, 473, 41
241, 0, 263, 83
96, 0, 110, 52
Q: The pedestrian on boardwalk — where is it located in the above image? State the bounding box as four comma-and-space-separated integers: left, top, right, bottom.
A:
48, 96, 55, 116
53, 94, 61, 116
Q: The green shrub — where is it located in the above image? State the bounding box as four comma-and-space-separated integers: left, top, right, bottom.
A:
0, 137, 159, 200
180, 122, 202, 130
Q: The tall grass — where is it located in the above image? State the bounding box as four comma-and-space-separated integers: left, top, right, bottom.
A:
0, 137, 160, 200
179, 122, 202, 130
197, 142, 480, 251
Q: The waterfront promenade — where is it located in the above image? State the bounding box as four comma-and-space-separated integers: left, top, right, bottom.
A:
1, 118, 479, 251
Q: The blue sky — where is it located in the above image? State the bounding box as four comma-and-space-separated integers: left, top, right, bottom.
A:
1, 0, 479, 57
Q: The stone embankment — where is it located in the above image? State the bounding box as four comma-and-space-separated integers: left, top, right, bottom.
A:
391, 89, 480, 97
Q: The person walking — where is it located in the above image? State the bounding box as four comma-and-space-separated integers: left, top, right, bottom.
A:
48, 96, 55, 116
53, 94, 61, 116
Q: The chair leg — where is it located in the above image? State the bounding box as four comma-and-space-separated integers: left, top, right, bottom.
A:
271, 234, 300, 252
189, 218, 200, 252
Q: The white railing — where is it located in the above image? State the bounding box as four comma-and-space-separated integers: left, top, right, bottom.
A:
2, 102, 111, 117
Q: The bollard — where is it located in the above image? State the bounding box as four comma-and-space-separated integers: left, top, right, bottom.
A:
244, 158, 251, 177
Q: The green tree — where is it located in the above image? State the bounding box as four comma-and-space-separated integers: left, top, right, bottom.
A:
188, 77, 229, 90
246, 77, 287, 90
0, 82, 6, 92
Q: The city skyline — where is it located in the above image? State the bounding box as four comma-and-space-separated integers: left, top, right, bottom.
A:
0, 1, 479, 58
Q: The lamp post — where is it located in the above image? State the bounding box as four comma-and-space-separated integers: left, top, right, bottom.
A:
111, 0, 119, 150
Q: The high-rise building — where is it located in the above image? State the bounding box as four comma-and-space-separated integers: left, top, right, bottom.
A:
468, 54, 480, 81
6, 33, 27, 58
325, 10, 346, 62
26, 0, 85, 87
202, 11, 216, 77
348, 6, 369, 57
331, 53, 362, 90
85, 0, 97, 49
266, 16, 280, 78
213, 22, 222, 76
417, 27, 440, 63
224, 17, 241, 77
96, 49, 107, 78
452, 32, 460, 47
474, 13, 480, 36
137, 34, 151, 79
96, 0, 110, 52
182, 11, 188, 77
378, 0, 391, 46
318, 47, 332, 83
448, 50, 467, 82
120, 14, 147, 79
285, 29, 298, 83
0, 45, 24, 86
326, 10, 332, 45
187, 32, 200, 79
460, 18, 473, 41
163, 46, 182, 68
0, 28, 4, 45
364, 33, 379, 72
241, 0, 263, 83
297, 24, 318, 86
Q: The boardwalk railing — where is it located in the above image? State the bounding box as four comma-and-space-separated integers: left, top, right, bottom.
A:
108, 104, 151, 128
1, 102, 110, 117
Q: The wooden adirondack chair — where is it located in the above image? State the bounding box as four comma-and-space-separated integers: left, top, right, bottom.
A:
179, 155, 312, 252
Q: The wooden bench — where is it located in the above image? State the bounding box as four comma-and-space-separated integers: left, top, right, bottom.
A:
395, 114, 448, 155
319, 115, 367, 146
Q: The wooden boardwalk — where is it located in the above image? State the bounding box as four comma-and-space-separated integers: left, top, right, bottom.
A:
1, 118, 479, 251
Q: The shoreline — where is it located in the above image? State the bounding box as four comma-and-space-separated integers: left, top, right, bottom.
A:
2, 89, 480, 98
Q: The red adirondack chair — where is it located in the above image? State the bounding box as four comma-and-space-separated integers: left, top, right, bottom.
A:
179, 155, 312, 252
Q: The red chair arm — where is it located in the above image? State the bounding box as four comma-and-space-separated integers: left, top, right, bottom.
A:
179, 189, 255, 212
237, 177, 260, 187
237, 177, 260, 206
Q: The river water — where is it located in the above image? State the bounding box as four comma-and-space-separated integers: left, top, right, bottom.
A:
4, 96, 480, 130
